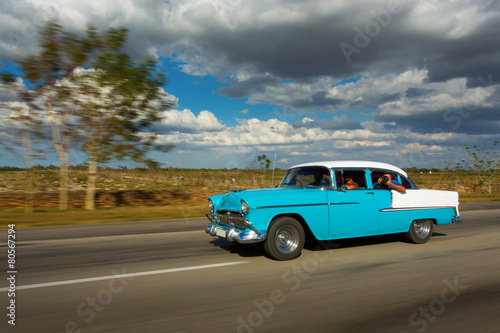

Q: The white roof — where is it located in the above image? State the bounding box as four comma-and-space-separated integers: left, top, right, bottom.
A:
290, 160, 408, 177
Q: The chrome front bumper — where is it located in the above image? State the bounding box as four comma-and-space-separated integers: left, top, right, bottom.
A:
205, 212, 266, 244
452, 216, 463, 223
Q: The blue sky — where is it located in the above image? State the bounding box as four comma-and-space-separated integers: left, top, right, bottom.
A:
164, 59, 277, 128
1, 0, 500, 169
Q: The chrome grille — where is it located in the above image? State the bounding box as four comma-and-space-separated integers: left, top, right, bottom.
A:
216, 210, 246, 228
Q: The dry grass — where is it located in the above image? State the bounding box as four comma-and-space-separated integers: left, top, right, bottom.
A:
0, 168, 287, 192
0, 203, 207, 228
408, 171, 500, 187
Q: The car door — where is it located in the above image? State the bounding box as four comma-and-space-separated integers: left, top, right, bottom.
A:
327, 169, 378, 238
370, 169, 413, 232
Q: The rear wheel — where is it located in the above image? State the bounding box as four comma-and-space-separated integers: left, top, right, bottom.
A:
405, 219, 434, 244
264, 217, 305, 260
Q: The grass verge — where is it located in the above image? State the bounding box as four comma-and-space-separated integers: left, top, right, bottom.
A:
0, 203, 207, 228
459, 193, 500, 203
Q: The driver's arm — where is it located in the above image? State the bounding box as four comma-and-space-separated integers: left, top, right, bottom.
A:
387, 180, 406, 193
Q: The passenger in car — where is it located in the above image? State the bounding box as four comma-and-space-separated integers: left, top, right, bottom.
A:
374, 173, 406, 193
344, 173, 359, 189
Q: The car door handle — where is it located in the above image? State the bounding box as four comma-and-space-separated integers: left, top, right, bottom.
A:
366, 192, 374, 195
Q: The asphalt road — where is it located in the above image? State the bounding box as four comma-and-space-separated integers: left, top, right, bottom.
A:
1, 202, 500, 333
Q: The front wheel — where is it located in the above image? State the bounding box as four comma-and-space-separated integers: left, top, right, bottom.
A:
404, 219, 434, 244
264, 217, 305, 260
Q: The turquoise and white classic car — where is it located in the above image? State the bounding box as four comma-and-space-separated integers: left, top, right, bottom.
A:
205, 161, 462, 260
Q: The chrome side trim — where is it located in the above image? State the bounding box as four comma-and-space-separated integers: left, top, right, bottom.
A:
379, 206, 457, 212
256, 203, 327, 209
329, 202, 360, 205
256, 202, 361, 209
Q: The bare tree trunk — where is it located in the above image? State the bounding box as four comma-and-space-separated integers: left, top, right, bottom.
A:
21, 128, 34, 213
85, 149, 98, 210
59, 150, 69, 210
50, 120, 70, 211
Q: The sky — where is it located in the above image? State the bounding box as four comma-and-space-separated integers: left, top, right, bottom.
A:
1, 0, 500, 169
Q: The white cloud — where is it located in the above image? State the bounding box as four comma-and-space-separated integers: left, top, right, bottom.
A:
376, 77, 494, 119
408, 0, 499, 39
159, 108, 226, 132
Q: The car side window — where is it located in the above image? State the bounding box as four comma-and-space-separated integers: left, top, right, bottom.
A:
303, 167, 332, 187
399, 176, 414, 189
334, 170, 367, 189
371, 170, 414, 189
280, 166, 332, 187
371, 170, 397, 189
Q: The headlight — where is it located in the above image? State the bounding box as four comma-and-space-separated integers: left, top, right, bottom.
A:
241, 200, 250, 215
208, 199, 214, 212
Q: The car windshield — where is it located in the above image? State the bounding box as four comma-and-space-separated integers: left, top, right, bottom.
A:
279, 166, 332, 187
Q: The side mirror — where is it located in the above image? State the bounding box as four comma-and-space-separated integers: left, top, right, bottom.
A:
340, 185, 347, 192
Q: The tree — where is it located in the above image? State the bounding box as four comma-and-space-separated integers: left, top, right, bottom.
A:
452, 141, 500, 193
2, 19, 174, 210
257, 154, 272, 170
2, 20, 94, 210
0, 79, 47, 212
0, 100, 33, 212
60, 66, 174, 209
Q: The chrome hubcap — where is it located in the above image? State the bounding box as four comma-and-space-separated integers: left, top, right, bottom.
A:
275, 226, 299, 254
414, 220, 431, 238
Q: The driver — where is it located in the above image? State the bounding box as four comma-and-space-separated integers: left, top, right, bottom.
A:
310, 173, 331, 187
374, 173, 406, 193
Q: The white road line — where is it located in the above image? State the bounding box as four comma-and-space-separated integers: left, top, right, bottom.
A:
0, 261, 247, 292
